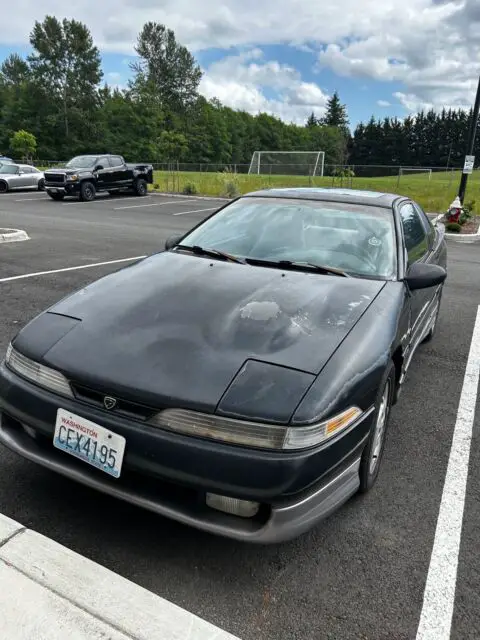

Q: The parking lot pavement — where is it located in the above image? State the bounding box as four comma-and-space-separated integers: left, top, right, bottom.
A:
0, 193, 479, 640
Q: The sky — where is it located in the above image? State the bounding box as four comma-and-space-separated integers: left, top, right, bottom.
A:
0, 0, 478, 128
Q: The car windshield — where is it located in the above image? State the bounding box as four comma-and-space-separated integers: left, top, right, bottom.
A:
179, 196, 397, 279
65, 156, 98, 168
0, 164, 18, 174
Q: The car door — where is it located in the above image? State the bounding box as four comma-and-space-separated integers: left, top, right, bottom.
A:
94, 156, 113, 189
12, 166, 32, 189
399, 201, 438, 350
109, 155, 128, 186
21, 166, 36, 188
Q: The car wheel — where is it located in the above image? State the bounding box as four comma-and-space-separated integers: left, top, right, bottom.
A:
0, 180, 9, 193
133, 178, 148, 196
422, 288, 443, 343
79, 181, 96, 202
358, 363, 395, 493
47, 190, 65, 201
37, 178, 45, 191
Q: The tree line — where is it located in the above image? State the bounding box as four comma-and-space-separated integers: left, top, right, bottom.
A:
0, 15, 476, 171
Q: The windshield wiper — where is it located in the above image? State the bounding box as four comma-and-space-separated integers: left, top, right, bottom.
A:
175, 244, 246, 264
277, 260, 350, 277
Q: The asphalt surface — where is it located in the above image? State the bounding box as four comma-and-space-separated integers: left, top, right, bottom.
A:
0, 189, 479, 640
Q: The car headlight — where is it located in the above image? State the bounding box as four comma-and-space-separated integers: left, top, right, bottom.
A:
67, 174, 78, 181
5, 344, 74, 398
149, 406, 364, 451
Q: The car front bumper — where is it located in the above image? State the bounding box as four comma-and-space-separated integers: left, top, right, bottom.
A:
45, 181, 81, 195
0, 362, 372, 543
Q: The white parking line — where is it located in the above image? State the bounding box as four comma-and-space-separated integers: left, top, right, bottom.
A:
416, 304, 480, 640
14, 196, 48, 202
172, 207, 218, 216
0, 256, 147, 284
62, 195, 153, 206
113, 200, 192, 211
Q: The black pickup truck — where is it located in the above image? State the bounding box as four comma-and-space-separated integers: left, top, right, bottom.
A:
43, 154, 154, 202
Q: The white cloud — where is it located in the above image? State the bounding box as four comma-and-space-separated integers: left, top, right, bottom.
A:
200, 50, 329, 124
377, 100, 391, 107
0, 0, 478, 118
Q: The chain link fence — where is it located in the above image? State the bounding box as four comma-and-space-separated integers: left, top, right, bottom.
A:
31, 160, 472, 211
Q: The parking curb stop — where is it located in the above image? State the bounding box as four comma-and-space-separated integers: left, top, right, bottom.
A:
0, 513, 240, 639
0, 228, 29, 243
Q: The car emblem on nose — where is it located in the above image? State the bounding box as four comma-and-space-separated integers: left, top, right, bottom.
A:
103, 396, 117, 410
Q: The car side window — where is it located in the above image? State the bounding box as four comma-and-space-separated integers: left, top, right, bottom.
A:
413, 202, 435, 248
109, 156, 124, 167
97, 157, 109, 169
400, 203, 429, 264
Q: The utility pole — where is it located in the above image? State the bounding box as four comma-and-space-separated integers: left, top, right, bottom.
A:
458, 74, 480, 204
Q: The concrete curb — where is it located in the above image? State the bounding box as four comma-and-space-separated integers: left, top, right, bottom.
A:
0, 513, 240, 640
432, 216, 480, 244
0, 228, 29, 243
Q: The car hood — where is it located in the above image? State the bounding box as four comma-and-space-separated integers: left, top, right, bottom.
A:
18, 252, 385, 412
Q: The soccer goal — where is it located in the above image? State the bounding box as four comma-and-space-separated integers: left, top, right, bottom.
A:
248, 151, 325, 177
397, 167, 433, 182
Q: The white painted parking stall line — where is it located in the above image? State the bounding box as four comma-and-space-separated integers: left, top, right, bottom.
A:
14, 196, 49, 202
416, 304, 480, 640
113, 200, 192, 211
0, 256, 147, 284
173, 207, 218, 216
62, 195, 153, 206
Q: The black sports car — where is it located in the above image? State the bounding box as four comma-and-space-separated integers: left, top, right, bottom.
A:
0, 188, 447, 543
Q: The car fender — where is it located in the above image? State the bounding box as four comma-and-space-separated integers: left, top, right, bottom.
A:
291, 281, 409, 425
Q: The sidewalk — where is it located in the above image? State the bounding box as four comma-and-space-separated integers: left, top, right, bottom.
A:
0, 513, 239, 640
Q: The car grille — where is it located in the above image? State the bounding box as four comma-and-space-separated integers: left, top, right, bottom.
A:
70, 382, 157, 421
45, 173, 66, 184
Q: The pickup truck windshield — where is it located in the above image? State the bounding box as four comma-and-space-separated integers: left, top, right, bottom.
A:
65, 156, 98, 168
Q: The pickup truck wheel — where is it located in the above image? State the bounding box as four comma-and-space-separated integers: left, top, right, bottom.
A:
80, 181, 96, 202
358, 362, 395, 493
133, 178, 148, 196
37, 178, 45, 191
47, 191, 64, 201
0, 180, 9, 193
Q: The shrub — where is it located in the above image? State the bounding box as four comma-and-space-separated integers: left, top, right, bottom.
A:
221, 181, 240, 198
218, 167, 240, 198
153, 183, 160, 190
445, 222, 462, 233
182, 182, 198, 195
464, 200, 476, 215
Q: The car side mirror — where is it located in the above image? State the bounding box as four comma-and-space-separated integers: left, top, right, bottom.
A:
18, 170, 24, 175
95, 165, 104, 171
405, 262, 446, 291
165, 234, 183, 250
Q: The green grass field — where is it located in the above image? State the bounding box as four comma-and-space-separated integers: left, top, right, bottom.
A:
152, 169, 480, 213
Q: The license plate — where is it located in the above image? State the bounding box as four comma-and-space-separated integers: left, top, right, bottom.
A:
53, 409, 126, 478
50, 188, 58, 192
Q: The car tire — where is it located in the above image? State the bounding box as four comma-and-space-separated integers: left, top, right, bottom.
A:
358, 362, 395, 493
37, 178, 45, 191
79, 181, 96, 202
422, 287, 443, 343
0, 180, 9, 193
133, 178, 148, 196
47, 190, 65, 201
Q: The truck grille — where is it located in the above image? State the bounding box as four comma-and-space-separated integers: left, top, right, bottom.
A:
45, 173, 66, 184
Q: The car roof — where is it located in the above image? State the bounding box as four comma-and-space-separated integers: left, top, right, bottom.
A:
243, 187, 403, 208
